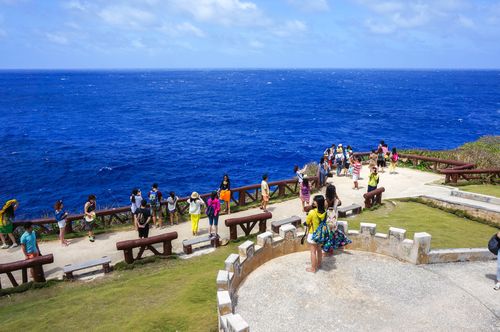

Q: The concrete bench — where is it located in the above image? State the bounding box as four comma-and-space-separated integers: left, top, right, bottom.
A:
183, 235, 220, 254
271, 216, 301, 233
63, 256, 111, 280
338, 204, 362, 217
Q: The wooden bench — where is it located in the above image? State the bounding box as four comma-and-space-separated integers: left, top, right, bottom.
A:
271, 216, 301, 233
116, 231, 178, 264
225, 212, 272, 240
363, 187, 385, 208
63, 256, 111, 280
337, 204, 362, 217
182, 235, 220, 254
0, 254, 54, 289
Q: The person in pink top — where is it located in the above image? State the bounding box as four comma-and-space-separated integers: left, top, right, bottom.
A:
352, 156, 362, 190
207, 191, 221, 238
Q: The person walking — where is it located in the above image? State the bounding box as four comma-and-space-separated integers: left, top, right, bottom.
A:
166, 191, 179, 226
84, 195, 97, 242
389, 147, 399, 174
325, 184, 341, 211
188, 192, 205, 236
54, 200, 70, 246
219, 174, 231, 214
20, 222, 42, 280
335, 148, 345, 177
260, 174, 270, 212
130, 188, 142, 231
206, 191, 221, 238
352, 156, 362, 190
299, 177, 311, 211
377, 147, 385, 173
294, 165, 307, 184
148, 183, 163, 228
343, 145, 352, 176
135, 199, 151, 239
0, 199, 18, 249
305, 195, 327, 273
318, 157, 328, 187
488, 232, 500, 290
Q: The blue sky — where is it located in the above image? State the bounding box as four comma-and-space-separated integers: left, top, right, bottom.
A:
0, 0, 500, 69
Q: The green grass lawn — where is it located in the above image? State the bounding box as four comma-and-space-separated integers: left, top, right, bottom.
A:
346, 201, 498, 249
0, 241, 246, 332
457, 184, 500, 198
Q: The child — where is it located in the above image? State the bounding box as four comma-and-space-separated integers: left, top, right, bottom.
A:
188, 192, 205, 236
84, 195, 96, 242
148, 183, 163, 228
20, 222, 42, 280
206, 191, 221, 238
135, 199, 151, 239
260, 174, 270, 212
352, 156, 362, 190
367, 167, 379, 193
54, 200, 70, 246
166, 191, 179, 226
0, 199, 18, 249
389, 147, 399, 174
299, 177, 311, 211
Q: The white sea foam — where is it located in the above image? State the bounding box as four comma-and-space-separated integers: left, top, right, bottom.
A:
98, 166, 113, 172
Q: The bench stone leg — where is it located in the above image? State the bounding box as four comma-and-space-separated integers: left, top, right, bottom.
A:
211, 237, 220, 248
183, 244, 193, 255
65, 271, 74, 280
103, 263, 111, 274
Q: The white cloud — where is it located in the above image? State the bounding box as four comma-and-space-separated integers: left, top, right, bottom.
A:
287, 0, 329, 12
171, 0, 268, 26
159, 21, 205, 38
98, 5, 155, 28
131, 39, 145, 48
364, 19, 394, 34
46, 32, 69, 45
273, 19, 307, 37
457, 15, 474, 28
64, 0, 88, 12
249, 40, 264, 48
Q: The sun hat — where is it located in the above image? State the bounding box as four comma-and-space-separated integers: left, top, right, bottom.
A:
339, 143, 343, 147
191, 192, 199, 199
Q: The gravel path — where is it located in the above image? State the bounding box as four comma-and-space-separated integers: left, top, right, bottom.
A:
236, 251, 500, 332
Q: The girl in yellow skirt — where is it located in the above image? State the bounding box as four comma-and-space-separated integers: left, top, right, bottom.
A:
188, 192, 205, 236
219, 174, 231, 214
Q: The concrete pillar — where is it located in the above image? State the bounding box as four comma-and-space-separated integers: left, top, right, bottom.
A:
279, 224, 297, 240
238, 241, 255, 260
360, 222, 376, 235
257, 231, 273, 247
217, 290, 232, 316
227, 314, 249, 332
216, 270, 230, 291
225, 253, 240, 274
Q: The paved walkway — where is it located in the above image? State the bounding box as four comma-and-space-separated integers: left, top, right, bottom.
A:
0, 167, 477, 284
236, 251, 500, 331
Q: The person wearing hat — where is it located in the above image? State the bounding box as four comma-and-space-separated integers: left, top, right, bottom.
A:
188, 192, 205, 236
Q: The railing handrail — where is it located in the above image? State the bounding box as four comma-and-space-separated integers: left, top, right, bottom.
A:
399, 153, 472, 166
14, 177, 317, 226
0, 254, 54, 273
363, 187, 385, 199
438, 168, 500, 174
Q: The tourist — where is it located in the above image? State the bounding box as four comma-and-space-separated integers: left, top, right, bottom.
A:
305, 195, 327, 273
84, 194, 97, 242
0, 199, 18, 249
166, 191, 179, 226
323, 214, 352, 254
294, 165, 307, 184
377, 147, 385, 173
130, 188, 142, 230
327, 148, 333, 169
369, 149, 378, 169
148, 183, 163, 228
135, 199, 151, 239
335, 147, 344, 176
20, 222, 42, 280
188, 192, 205, 236
367, 167, 379, 193
260, 174, 270, 212
488, 231, 500, 290
54, 200, 70, 246
299, 177, 311, 211
389, 147, 399, 174
352, 156, 362, 190
206, 191, 221, 237
343, 145, 353, 176
318, 156, 328, 187
219, 174, 231, 214
325, 184, 341, 211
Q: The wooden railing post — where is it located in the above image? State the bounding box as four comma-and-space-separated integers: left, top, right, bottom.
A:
278, 184, 285, 197
238, 189, 246, 207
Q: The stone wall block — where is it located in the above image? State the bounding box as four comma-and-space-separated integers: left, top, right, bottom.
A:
257, 231, 273, 247
227, 314, 250, 332
279, 224, 297, 240
238, 240, 255, 260
360, 222, 376, 235
225, 253, 240, 275
337, 220, 348, 233
217, 270, 230, 291
217, 290, 233, 316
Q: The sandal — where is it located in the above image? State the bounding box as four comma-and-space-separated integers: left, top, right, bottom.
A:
494, 282, 500, 291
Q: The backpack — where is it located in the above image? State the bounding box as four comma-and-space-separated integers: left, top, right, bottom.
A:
311, 213, 329, 246
391, 153, 399, 162
149, 191, 159, 208
206, 202, 215, 217
488, 234, 499, 255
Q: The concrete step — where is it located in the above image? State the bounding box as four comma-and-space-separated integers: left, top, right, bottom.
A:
451, 189, 500, 206
423, 193, 500, 214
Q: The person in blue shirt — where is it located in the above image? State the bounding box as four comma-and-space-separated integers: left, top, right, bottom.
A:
20, 222, 42, 280
54, 200, 70, 246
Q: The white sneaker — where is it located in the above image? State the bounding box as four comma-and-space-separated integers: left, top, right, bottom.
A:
494, 282, 500, 291
9, 243, 18, 248
1, 244, 8, 249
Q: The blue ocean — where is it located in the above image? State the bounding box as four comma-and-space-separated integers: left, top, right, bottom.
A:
0, 70, 499, 219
